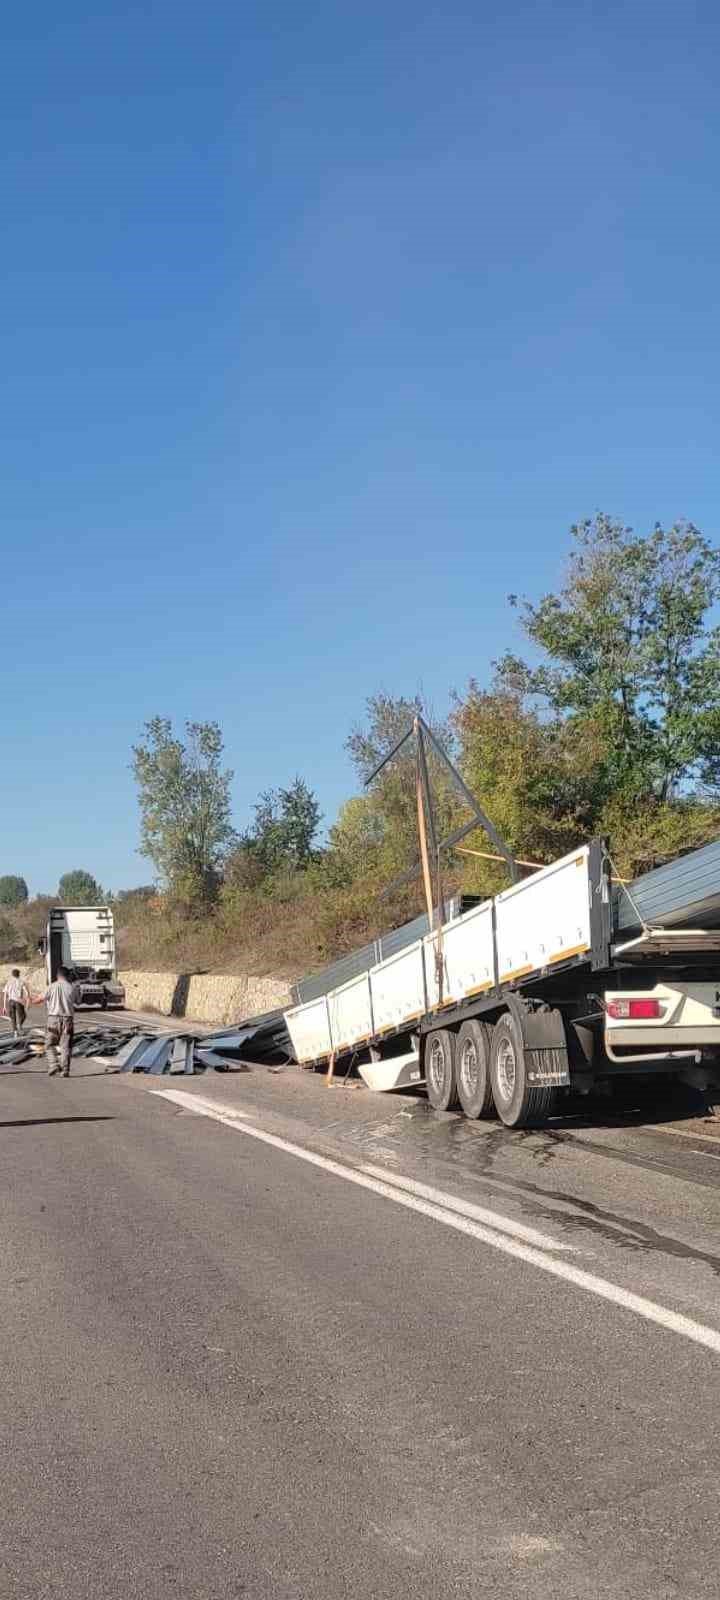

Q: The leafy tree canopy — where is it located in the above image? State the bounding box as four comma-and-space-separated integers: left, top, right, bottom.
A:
131, 718, 235, 901
249, 777, 322, 873
499, 515, 720, 805
58, 869, 104, 905
0, 875, 29, 908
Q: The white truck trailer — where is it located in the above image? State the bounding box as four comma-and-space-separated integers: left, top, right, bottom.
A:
285, 840, 720, 1126
39, 906, 125, 1010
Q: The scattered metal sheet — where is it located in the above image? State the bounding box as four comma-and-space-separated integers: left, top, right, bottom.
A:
193, 1048, 237, 1071
202, 1008, 293, 1065
141, 1036, 174, 1075
0, 1016, 289, 1079
0, 1028, 45, 1067
169, 1036, 188, 1073
115, 1029, 236, 1076
0, 1043, 34, 1065
93, 1034, 153, 1068
118, 1034, 161, 1072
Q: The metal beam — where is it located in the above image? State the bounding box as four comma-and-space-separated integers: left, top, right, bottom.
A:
364, 724, 416, 787
378, 815, 489, 901
418, 717, 519, 883
365, 715, 519, 898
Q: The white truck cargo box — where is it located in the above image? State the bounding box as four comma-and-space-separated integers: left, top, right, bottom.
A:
55, 907, 116, 970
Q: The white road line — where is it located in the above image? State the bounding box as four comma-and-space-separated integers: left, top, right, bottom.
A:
358, 1163, 579, 1252
151, 1088, 720, 1357
169, 1097, 577, 1251
156, 1089, 255, 1120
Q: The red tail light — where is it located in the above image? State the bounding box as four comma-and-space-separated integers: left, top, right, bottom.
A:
606, 998, 664, 1020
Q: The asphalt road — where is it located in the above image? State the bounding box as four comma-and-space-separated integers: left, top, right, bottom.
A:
4, 1023, 720, 1596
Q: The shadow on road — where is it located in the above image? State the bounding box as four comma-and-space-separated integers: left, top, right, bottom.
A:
0, 1069, 115, 1079
0, 1116, 115, 1129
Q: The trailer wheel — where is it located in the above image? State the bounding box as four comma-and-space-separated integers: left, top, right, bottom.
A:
456, 1020, 494, 1119
425, 1028, 459, 1111
490, 1013, 554, 1128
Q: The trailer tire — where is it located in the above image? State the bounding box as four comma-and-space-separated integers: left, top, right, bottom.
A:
490, 1012, 554, 1128
456, 1020, 494, 1119
425, 1028, 459, 1111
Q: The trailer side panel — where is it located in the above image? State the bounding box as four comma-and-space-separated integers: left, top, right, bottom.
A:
495, 847, 592, 983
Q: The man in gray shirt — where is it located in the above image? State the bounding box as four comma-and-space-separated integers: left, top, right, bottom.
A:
37, 967, 78, 1077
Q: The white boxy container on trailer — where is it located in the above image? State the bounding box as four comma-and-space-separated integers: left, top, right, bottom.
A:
285, 838, 720, 1126
42, 906, 125, 1009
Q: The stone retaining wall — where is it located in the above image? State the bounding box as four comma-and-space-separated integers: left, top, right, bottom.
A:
0, 964, 290, 1026
119, 970, 291, 1025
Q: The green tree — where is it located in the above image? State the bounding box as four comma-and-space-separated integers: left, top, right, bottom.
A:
58, 869, 104, 904
500, 516, 720, 805
323, 796, 386, 887
452, 683, 599, 889
249, 777, 321, 872
0, 875, 29, 907
131, 718, 235, 901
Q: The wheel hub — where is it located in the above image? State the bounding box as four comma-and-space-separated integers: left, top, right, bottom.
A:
428, 1038, 445, 1097
459, 1038, 478, 1096
496, 1035, 516, 1102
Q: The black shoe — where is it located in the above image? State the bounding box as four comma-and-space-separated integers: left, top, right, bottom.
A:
47, 1066, 60, 1076
61, 1070, 70, 1078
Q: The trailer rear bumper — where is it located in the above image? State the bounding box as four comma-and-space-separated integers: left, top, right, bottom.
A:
606, 1027, 720, 1049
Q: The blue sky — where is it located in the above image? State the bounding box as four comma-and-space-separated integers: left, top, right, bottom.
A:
3, 0, 720, 892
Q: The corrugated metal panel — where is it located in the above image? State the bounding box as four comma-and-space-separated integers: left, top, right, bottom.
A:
291, 942, 378, 1005
378, 912, 429, 960
614, 839, 720, 932
290, 895, 484, 1004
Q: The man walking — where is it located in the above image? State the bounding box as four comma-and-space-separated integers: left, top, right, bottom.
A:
36, 967, 78, 1077
3, 969, 30, 1037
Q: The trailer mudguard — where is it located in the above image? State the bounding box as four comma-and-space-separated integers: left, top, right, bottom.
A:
503, 995, 571, 1088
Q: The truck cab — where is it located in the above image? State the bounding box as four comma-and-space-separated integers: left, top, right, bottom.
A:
38, 906, 125, 1010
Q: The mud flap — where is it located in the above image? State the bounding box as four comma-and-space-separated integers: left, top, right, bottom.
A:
504, 996, 570, 1088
